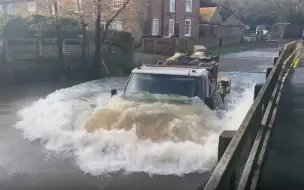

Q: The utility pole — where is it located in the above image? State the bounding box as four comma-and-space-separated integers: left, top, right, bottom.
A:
174, 0, 177, 38
161, 0, 164, 35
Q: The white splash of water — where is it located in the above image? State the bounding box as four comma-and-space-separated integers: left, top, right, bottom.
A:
223, 85, 255, 130
15, 73, 264, 176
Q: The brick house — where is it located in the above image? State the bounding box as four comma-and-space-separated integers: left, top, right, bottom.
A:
1, 0, 200, 41
147, 0, 200, 38
0, 0, 32, 16
99, 0, 139, 33
99, 0, 201, 41
199, 7, 223, 37
0, 0, 74, 17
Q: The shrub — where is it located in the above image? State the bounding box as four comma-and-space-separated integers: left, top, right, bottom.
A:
1, 14, 81, 38
0, 13, 11, 36
2, 16, 31, 38
106, 30, 133, 49
101, 30, 135, 75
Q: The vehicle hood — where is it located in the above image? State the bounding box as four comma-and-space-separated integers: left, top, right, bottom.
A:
120, 92, 204, 105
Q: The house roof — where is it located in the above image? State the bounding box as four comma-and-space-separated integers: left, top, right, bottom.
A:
200, 7, 217, 22
223, 15, 245, 26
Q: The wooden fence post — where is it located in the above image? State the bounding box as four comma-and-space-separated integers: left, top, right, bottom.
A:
153, 40, 156, 54
218, 130, 237, 190
173, 38, 176, 54
254, 83, 263, 100
266, 67, 273, 79
218, 130, 236, 161
273, 57, 278, 65
142, 39, 145, 52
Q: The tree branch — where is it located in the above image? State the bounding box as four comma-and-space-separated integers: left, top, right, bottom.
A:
101, 0, 131, 44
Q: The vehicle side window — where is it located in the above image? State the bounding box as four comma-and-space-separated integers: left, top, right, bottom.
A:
201, 76, 206, 100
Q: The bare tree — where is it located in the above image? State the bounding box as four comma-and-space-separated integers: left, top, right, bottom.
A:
214, 0, 235, 20
214, 0, 288, 23
37, 0, 136, 78
74, 0, 90, 63
212, 0, 304, 24
56, 0, 94, 64
213, 0, 251, 20
268, 0, 287, 22
239, 0, 270, 21
35, 0, 64, 66
289, 0, 304, 23
240, 0, 287, 22
92, 0, 132, 67
50, 0, 63, 66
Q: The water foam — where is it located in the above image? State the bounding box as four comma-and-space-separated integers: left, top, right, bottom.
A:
15, 73, 263, 176
85, 94, 221, 143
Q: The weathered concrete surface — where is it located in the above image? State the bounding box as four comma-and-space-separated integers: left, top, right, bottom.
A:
257, 65, 304, 190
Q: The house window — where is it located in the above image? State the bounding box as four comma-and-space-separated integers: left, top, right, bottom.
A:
186, 0, 192, 12
51, 0, 59, 15
100, 20, 106, 31
7, 4, 15, 15
113, 0, 123, 9
28, 1, 36, 12
152, 19, 158, 35
111, 20, 123, 31
185, 19, 191, 36
168, 19, 174, 36
170, 0, 175, 12
51, 4, 56, 14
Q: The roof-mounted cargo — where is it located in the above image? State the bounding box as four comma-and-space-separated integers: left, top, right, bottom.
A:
137, 49, 220, 79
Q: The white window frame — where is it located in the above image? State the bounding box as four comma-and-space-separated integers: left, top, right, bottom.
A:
168, 19, 174, 37
152, 19, 159, 36
100, 20, 106, 31
7, 4, 15, 15
28, 1, 36, 12
170, 0, 175, 12
111, 20, 123, 31
51, 0, 60, 15
186, 0, 192, 12
185, 19, 191, 37
113, 0, 123, 9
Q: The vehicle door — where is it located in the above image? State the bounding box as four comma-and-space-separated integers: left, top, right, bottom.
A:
204, 74, 215, 109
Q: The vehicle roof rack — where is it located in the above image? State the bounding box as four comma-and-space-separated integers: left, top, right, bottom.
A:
142, 61, 219, 70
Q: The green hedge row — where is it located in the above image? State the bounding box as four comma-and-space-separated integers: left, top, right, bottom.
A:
0, 14, 134, 49
0, 14, 82, 38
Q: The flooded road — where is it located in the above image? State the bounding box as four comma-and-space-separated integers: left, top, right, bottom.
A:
0, 48, 277, 190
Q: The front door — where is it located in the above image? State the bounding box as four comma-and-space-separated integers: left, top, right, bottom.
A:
174, 23, 180, 38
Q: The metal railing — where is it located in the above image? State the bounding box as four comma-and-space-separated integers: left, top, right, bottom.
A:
202, 40, 302, 190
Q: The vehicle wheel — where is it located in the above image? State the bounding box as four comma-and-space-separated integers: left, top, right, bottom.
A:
214, 92, 225, 110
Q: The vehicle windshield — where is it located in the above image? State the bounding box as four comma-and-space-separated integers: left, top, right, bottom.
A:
124, 73, 202, 98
